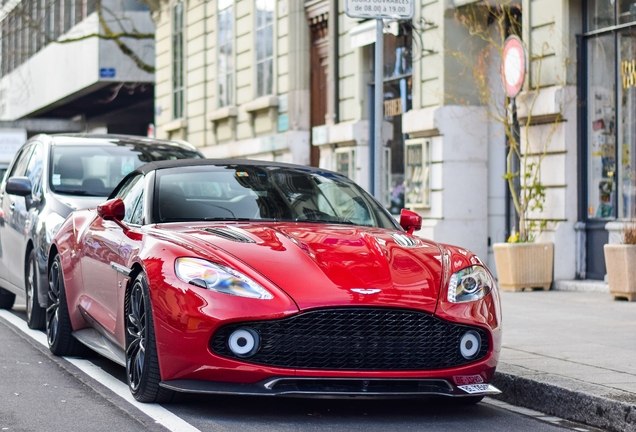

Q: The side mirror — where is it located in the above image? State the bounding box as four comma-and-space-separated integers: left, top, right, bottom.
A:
97, 198, 125, 222
6, 176, 32, 197
399, 209, 422, 235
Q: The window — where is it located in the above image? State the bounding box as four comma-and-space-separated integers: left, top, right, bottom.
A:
404, 138, 431, 209
25, 143, 44, 199
172, 2, 185, 119
218, 0, 234, 107
6, 145, 33, 180
255, 0, 274, 97
0, 0, 88, 74
116, 175, 145, 224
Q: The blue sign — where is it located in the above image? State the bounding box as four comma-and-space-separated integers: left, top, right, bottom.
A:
100, 68, 116, 78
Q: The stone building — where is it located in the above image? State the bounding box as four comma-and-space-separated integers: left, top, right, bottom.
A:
153, 0, 624, 282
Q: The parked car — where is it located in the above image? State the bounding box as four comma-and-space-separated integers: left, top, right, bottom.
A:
0, 134, 203, 329
46, 159, 502, 403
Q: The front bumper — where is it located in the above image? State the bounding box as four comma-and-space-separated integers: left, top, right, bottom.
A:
159, 377, 501, 398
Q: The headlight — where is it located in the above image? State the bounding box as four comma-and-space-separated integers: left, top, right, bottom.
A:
175, 257, 273, 300
447, 265, 492, 303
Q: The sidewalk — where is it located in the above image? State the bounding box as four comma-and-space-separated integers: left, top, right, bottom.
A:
494, 286, 636, 432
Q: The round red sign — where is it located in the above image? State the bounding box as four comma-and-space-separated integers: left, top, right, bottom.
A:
501, 36, 526, 98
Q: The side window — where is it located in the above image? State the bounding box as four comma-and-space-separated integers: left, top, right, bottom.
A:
7, 145, 33, 180
118, 175, 145, 224
129, 191, 145, 225
25, 143, 44, 199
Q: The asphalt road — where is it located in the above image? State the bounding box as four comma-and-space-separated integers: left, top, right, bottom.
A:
0, 305, 598, 432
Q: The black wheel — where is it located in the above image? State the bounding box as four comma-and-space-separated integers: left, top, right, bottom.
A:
46, 255, 85, 356
125, 272, 175, 403
26, 249, 45, 329
0, 287, 15, 309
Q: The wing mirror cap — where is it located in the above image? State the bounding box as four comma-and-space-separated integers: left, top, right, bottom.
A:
5, 176, 32, 197
399, 209, 422, 235
97, 198, 125, 221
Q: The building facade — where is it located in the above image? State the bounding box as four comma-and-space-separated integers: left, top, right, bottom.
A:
154, 0, 627, 282
0, 0, 156, 135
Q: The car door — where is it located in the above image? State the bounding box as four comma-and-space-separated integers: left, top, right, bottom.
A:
81, 174, 145, 340
8, 142, 44, 288
0, 144, 34, 289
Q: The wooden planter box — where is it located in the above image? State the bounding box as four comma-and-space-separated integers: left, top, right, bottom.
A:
604, 244, 636, 301
493, 243, 554, 292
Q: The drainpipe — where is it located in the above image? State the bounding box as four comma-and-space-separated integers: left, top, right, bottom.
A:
328, 0, 339, 125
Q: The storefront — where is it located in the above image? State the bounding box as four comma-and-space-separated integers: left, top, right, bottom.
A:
382, 22, 412, 214
582, 0, 636, 278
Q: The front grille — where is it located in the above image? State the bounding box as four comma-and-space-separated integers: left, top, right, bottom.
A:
211, 308, 489, 370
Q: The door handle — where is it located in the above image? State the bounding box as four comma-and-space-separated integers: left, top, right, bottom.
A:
9, 202, 14, 211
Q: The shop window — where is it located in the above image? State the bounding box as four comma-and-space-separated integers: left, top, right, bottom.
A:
404, 138, 430, 209
218, 0, 234, 108
619, 28, 636, 218
382, 22, 412, 214
255, 0, 274, 97
587, 35, 616, 219
588, 0, 615, 30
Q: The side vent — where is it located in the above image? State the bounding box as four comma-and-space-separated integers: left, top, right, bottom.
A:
390, 233, 419, 248
202, 227, 256, 243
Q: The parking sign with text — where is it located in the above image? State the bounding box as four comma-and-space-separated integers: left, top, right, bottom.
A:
345, 0, 414, 20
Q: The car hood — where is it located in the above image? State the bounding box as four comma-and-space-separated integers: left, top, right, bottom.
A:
174, 222, 444, 313
49, 192, 109, 218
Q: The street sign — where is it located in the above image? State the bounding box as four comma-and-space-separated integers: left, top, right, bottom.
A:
501, 36, 526, 98
345, 0, 414, 20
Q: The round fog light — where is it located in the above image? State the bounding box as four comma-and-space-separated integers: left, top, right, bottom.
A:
228, 328, 259, 357
459, 330, 481, 359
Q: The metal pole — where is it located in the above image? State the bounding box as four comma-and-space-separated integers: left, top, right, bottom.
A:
373, 18, 383, 199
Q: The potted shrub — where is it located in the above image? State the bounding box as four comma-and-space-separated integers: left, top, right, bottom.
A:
604, 222, 636, 301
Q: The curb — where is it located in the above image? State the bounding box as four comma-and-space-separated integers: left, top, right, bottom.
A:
493, 371, 636, 432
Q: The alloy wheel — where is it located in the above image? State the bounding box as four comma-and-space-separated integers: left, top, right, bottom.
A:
126, 281, 146, 392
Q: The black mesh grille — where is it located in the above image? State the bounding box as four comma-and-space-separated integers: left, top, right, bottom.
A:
211, 308, 489, 370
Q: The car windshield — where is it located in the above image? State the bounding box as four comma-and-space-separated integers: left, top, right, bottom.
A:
50, 145, 201, 197
154, 165, 399, 229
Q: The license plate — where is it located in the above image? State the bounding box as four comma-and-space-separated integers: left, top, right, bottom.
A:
457, 384, 491, 394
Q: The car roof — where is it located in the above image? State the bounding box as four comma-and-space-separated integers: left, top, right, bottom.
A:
132, 158, 340, 176
44, 133, 200, 153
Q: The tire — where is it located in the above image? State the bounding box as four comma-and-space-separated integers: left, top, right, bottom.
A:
125, 272, 175, 403
0, 287, 15, 309
26, 249, 45, 329
46, 254, 86, 356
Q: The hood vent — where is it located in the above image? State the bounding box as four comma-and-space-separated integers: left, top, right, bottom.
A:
390, 233, 419, 248
202, 227, 256, 243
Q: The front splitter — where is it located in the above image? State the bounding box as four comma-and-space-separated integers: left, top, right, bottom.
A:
159, 377, 501, 398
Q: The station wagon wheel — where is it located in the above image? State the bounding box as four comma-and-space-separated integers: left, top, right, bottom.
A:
46, 254, 85, 356
26, 249, 45, 329
125, 272, 174, 403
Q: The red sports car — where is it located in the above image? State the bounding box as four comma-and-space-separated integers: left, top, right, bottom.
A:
47, 159, 502, 403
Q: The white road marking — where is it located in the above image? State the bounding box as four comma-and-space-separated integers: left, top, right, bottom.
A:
0, 309, 202, 432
